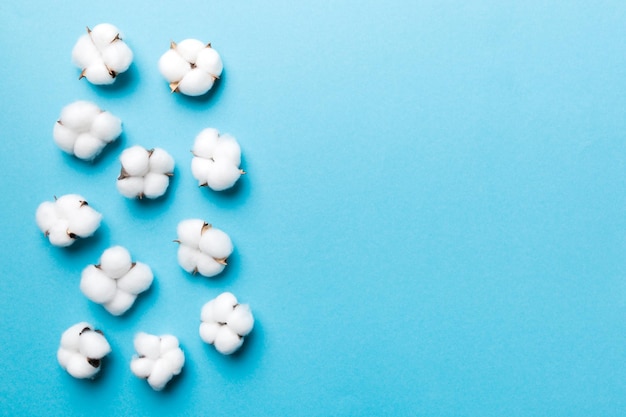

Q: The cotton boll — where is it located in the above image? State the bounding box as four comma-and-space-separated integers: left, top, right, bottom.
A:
67, 206, 102, 238
195, 47, 223, 77
177, 69, 214, 96
143, 173, 169, 199
214, 326, 243, 355
53, 123, 78, 154
90, 111, 122, 143
99, 246, 132, 279
193, 128, 219, 158
60, 322, 91, 350
175, 39, 206, 63
199, 322, 220, 344
80, 265, 117, 304
134, 333, 161, 359
198, 227, 233, 260
120, 146, 150, 176
79, 330, 111, 359
118, 146, 174, 199
66, 354, 99, 379
58, 322, 109, 379
117, 177, 145, 198
116, 262, 153, 294
158, 49, 190, 82
212, 292, 237, 322
48, 222, 73, 247
176, 219, 205, 247
84, 63, 115, 85
71, 35, 100, 68
35, 201, 58, 233
227, 304, 254, 336
73, 133, 104, 161
177, 245, 199, 273
160, 348, 185, 375
206, 159, 242, 191
195, 252, 225, 277
149, 148, 175, 174
104, 290, 136, 315
130, 357, 154, 379
90, 23, 121, 49
101, 41, 133, 73
60, 101, 101, 132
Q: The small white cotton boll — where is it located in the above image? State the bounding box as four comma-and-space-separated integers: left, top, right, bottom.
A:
147, 359, 173, 391
214, 326, 243, 355
72, 35, 100, 68
120, 146, 150, 177
177, 245, 199, 273
134, 333, 161, 359
199, 322, 220, 344
149, 148, 175, 174
60, 101, 101, 132
60, 322, 91, 350
193, 128, 219, 157
117, 177, 145, 198
200, 300, 215, 323
84, 63, 115, 85
143, 173, 170, 199
206, 160, 242, 191
48, 222, 73, 247
104, 290, 137, 315
99, 246, 132, 279
90, 111, 122, 143
73, 133, 104, 161
195, 252, 225, 277
66, 353, 100, 379
198, 227, 233, 260
36, 201, 58, 234
212, 292, 238, 323
79, 330, 111, 359
101, 41, 133, 73
161, 348, 185, 375
213, 134, 242, 166
116, 262, 153, 294
227, 304, 254, 336
177, 69, 214, 96
53, 122, 78, 154
159, 335, 179, 354
80, 265, 117, 304
191, 158, 211, 185
176, 219, 205, 247
175, 39, 206, 63
67, 206, 102, 238
130, 357, 155, 379
90, 23, 121, 49
195, 47, 223, 77
158, 49, 190, 82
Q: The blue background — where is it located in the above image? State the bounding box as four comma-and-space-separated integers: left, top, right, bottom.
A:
1, 1, 626, 415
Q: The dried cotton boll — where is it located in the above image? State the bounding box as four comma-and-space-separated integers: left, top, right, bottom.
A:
191, 129, 244, 191
199, 292, 254, 355
117, 146, 174, 199
72, 23, 133, 85
130, 332, 185, 391
80, 246, 153, 315
57, 323, 110, 379
54, 101, 122, 161
175, 219, 233, 277
158, 39, 222, 96
36, 194, 102, 247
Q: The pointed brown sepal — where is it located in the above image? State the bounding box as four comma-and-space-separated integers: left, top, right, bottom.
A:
79, 200, 89, 207
86, 26, 92, 34
79, 69, 87, 80
215, 258, 228, 266
201, 223, 212, 233
111, 33, 121, 43
240, 169, 246, 175
206, 42, 212, 48
169, 81, 180, 93
192, 267, 198, 275
165, 172, 174, 177
118, 168, 129, 180
170, 40, 177, 49
173, 239, 181, 244
148, 149, 155, 156
87, 358, 101, 368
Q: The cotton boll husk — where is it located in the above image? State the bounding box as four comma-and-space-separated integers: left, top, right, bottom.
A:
57, 347, 73, 368
90, 23, 121, 50
101, 41, 133, 73
195, 47, 223, 77
36, 201, 59, 233
177, 245, 199, 273
200, 300, 216, 322
60, 322, 91, 350
212, 292, 238, 323
80, 265, 117, 304
66, 353, 99, 379
214, 135, 241, 166
147, 359, 173, 391
117, 177, 145, 198
205, 160, 241, 191
84, 63, 115, 85
130, 357, 155, 379
134, 333, 161, 359
116, 262, 153, 294
193, 128, 219, 158
177, 69, 214, 96
214, 326, 243, 355
175, 39, 205, 63
161, 348, 185, 375
73, 133, 104, 160
71, 35, 100, 68
53, 123, 78, 153
104, 290, 137, 316
143, 173, 169, 199
90, 111, 122, 143
191, 158, 211, 185
227, 304, 254, 336
60, 101, 100, 132
199, 322, 220, 344
159, 335, 179, 354
120, 146, 150, 176
158, 49, 190, 82
195, 252, 225, 277
79, 330, 111, 359
176, 219, 205, 247
99, 246, 132, 279
48, 221, 73, 247
149, 148, 175, 174
198, 227, 233, 260
68, 206, 102, 237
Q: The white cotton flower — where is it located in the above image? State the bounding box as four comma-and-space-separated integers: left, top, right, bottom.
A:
200, 292, 254, 355
80, 246, 153, 315
130, 332, 185, 391
158, 39, 222, 96
36, 194, 102, 247
175, 219, 233, 277
191, 128, 244, 191
72, 23, 133, 85
53, 101, 122, 161
57, 322, 111, 379
117, 146, 175, 199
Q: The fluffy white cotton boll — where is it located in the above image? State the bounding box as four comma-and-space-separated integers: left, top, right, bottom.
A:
192, 128, 219, 158
120, 146, 150, 177
198, 227, 233, 260
158, 49, 189, 82
191, 129, 243, 191
48, 223, 73, 247
177, 70, 214, 96
104, 290, 137, 315
176, 219, 205, 247
195, 47, 223, 77
159, 40, 222, 96
212, 292, 238, 323
195, 253, 225, 277
80, 266, 117, 304
79, 330, 111, 359
83, 63, 115, 85
206, 159, 242, 191
58, 323, 110, 379
66, 354, 100, 379
130, 357, 154, 379
131, 333, 184, 391
90, 112, 122, 143
199, 322, 220, 344
99, 246, 132, 279
118, 146, 174, 199
143, 173, 170, 199
53, 123, 78, 153
227, 304, 255, 337
149, 148, 175, 174
214, 326, 243, 355
117, 177, 145, 198
73, 133, 103, 161
116, 262, 153, 294
134, 332, 161, 359
60, 101, 101, 132
67, 206, 102, 238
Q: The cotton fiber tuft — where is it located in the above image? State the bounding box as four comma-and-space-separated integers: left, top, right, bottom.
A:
35, 194, 102, 247
57, 322, 111, 379
117, 146, 175, 199
175, 219, 233, 277
191, 128, 244, 191
199, 292, 254, 355
130, 332, 185, 391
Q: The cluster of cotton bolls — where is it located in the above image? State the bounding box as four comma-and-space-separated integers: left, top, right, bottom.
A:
80, 246, 154, 315
57, 322, 111, 379
117, 146, 175, 199
200, 292, 254, 355
191, 128, 244, 191
36, 194, 102, 247
53, 101, 122, 161
130, 332, 185, 390
175, 219, 233, 277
